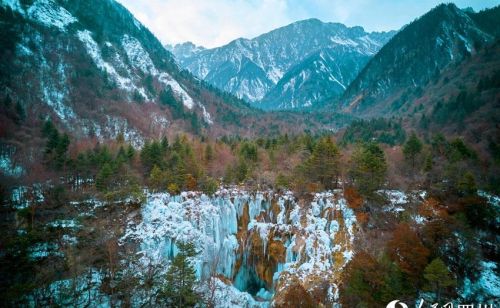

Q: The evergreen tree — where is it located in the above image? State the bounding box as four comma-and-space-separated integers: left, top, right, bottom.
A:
239, 142, 258, 162
2, 94, 12, 108
42, 118, 56, 137
303, 137, 340, 189
161, 136, 169, 153
160, 242, 200, 307
116, 146, 127, 165
46, 128, 60, 154
457, 172, 477, 196
55, 133, 70, 169
235, 159, 248, 183
204, 144, 213, 162
149, 165, 165, 191
201, 176, 218, 196
126, 144, 135, 161
349, 142, 387, 195
15, 101, 25, 123
403, 132, 423, 170
96, 163, 113, 192
423, 258, 456, 302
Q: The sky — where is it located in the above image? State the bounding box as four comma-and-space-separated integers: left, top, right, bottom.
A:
118, 0, 499, 48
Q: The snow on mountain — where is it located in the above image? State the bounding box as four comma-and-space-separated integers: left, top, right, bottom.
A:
27, 0, 77, 30
261, 48, 369, 109
167, 41, 206, 63
121, 34, 159, 75
0, 0, 229, 146
337, 3, 494, 116
77, 29, 148, 99
175, 19, 395, 109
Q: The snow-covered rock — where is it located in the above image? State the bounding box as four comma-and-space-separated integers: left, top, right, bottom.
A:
121, 188, 358, 306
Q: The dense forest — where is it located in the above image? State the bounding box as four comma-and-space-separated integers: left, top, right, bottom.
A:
1, 115, 498, 306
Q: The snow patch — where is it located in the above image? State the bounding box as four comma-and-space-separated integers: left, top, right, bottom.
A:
0, 154, 24, 177
158, 72, 195, 109
27, 0, 77, 31
121, 35, 158, 75
76, 30, 146, 99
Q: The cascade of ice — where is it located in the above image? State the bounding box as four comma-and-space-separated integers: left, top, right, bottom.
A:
122, 189, 358, 306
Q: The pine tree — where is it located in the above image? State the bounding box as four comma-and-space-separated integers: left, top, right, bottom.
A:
424, 258, 456, 302
204, 144, 213, 162
116, 146, 127, 165
96, 163, 113, 192
201, 177, 218, 196
126, 144, 135, 161
403, 132, 423, 170
160, 242, 200, 307
349, 142, 387, 195
42, 118, 56, 137
303, 137, 340, 189
149, 165, 165, 192
15, 101, 25, 123
55, 133, 70, 169
235, 159, 248, 183
161, 136, 169, 153
46, 128, 60, 154
457, 172, 477, 196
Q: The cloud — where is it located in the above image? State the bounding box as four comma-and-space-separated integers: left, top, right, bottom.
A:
118, 0, 499, 48
119, 0, 292, 48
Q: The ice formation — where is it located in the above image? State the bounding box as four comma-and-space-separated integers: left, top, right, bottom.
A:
121, 188, 358, 305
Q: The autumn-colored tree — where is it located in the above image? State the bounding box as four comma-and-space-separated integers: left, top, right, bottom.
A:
275, 282, 315, 308
341, 251, 385, 307
387, 223, 429, 285
185, 174, 197, 191
344, 187, 368, 225
168, 183, 180, 195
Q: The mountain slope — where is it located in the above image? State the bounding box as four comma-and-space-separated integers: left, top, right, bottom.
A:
176, 19, 394, 108
405, 40, 500, 156
0, 0, 323, 150
260, 47, 369, 109
336, 3, 495, 116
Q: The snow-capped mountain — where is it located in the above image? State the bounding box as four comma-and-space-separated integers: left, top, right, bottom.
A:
336, 3, 496, 117
260, 47, 369, 109
166, 41, 206, 63
2, 0, 307, 145
175, 18, 395, 109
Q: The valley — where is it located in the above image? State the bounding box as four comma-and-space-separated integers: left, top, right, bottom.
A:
0, 0, 499, 307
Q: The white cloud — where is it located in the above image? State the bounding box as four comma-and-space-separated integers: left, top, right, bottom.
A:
118, 0, 500, 48
119, 0, 292, 48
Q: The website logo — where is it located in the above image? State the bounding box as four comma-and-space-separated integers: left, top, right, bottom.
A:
387, 300, 409, 308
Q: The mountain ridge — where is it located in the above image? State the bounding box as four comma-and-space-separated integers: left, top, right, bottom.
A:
172, 18, 395, 109
334, 3, 495, 117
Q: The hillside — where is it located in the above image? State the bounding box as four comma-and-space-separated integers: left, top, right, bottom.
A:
336, 3, 495, 117
173, 18, 394, 109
